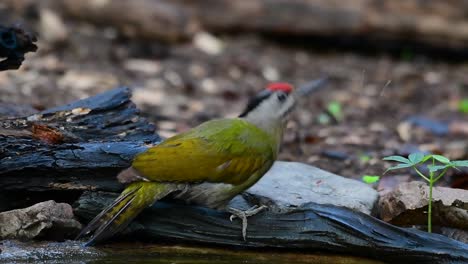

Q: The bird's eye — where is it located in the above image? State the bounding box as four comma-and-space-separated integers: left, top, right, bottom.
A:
277, 92, 287, 102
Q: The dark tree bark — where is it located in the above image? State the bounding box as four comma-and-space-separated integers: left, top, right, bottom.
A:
0, 87, 160, 209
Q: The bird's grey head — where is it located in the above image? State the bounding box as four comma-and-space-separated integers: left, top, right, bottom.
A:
239, 83, 296, 124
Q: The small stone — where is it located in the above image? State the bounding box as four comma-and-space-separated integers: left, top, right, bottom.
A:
193, 32, 223, 55
188, 64, 207, 78
200, 78, 218, 94
320, 150, 349, 161
397, 121, 412, 142
71, 107, 91, 115
123, 59, 162, 75
0, 201, 82, 240
424, 71, 442, 85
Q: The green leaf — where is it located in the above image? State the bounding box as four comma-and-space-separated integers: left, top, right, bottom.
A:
452, 160, 468, 167
408, 153, 424, 165
458, 99, 468, 113
362, 175, 380, 184
428, 165, 448, 172
384, 163, 414, 173
327, 101, 342, 120
383, 156, 411, 164
432, 155, 450, 164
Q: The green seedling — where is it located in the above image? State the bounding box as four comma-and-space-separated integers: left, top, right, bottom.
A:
359, 154, 371, 163
327, 101, 342, 121
458, 98, 468, 113
362, 175, 380, 184
383, 153, 468, 232
317, 101, 343, 125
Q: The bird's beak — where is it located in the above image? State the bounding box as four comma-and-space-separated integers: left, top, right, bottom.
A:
295, 77, 329, 97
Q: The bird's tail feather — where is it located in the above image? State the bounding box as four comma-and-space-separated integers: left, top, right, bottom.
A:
77, 182, 174, 246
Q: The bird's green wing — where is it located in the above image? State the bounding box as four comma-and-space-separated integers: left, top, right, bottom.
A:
132, 118, 275, 185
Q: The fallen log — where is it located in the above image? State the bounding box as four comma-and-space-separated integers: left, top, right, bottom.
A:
0, 87, 160, 209
33, 0, 468, 49
61, 0, 198, 43
75, 191, 468, 264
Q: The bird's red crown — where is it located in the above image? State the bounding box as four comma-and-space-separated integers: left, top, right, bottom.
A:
267, 82, 294, 93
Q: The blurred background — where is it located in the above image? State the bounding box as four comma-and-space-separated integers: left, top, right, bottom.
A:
1, 0, 467, 189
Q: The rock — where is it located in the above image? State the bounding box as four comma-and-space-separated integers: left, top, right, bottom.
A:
405, 116, 449, 136
193, 32, 224, 55
320, 150, 349, 161
0, 200, 82, 240
244, 161, 379, 215
379, 181, 468, 230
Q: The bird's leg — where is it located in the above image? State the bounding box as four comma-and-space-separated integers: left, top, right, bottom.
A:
228, 205, 267, 241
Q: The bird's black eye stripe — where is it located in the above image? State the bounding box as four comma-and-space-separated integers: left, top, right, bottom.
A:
277, 92, 287, 102
238, 91, 272, 117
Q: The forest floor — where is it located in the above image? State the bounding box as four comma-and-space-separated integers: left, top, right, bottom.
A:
1, 19, 467, 190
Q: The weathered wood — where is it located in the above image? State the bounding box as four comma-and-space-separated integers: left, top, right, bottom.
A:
0, 87, 160, 195
0, 24, 37, 71
75, 191, 468, 263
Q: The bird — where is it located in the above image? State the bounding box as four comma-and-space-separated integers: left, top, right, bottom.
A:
77, 82, 299, 245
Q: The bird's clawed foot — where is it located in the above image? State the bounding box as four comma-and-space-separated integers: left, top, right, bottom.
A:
228, 205, 267, 241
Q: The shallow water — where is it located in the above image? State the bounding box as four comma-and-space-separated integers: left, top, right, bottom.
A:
0, 240, 383, 264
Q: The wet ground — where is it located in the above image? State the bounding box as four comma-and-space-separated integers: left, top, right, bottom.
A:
0, 240, 382, 264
